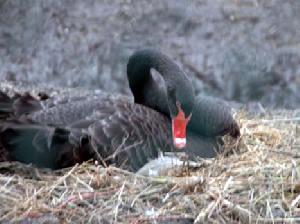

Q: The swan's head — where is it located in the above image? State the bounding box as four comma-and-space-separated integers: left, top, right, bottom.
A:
171, 101, 192, 149
168, 83, 194, 150
127, 49, 195, 149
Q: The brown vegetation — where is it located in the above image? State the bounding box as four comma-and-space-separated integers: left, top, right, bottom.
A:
0, 110, 300, 223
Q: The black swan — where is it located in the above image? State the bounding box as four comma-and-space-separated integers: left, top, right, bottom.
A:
0, 50, 239, 172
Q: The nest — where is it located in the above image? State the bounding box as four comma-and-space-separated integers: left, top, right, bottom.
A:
0, 110, 300, 224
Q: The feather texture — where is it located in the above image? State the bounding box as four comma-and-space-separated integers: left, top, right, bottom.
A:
0, 50, 240, 172
0, 94, 173, 171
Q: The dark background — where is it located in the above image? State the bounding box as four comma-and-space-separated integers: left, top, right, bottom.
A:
1, 0, 300, 109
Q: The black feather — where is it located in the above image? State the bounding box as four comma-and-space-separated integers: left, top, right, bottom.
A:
0, 50, 240, 172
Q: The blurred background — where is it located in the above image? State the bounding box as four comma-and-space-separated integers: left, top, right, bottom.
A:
0, 0, 300, 109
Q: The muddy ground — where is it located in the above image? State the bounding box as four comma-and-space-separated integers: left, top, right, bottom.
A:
0, 0, 300, 109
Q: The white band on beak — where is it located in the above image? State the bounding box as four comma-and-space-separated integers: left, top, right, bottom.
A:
174, 137, 186, 149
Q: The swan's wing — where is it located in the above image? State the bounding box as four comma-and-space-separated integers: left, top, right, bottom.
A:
0, 91, 235, 172
0, 92, 42, 119
30, 94, 172, 171
190, 96, 240, 138
85, 101, 172, 171
0, 92, 172, 171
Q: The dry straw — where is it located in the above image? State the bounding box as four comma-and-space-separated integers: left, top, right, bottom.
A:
0, 109, 300, 223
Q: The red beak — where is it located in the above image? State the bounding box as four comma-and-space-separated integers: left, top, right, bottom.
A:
171, 102, 191, 149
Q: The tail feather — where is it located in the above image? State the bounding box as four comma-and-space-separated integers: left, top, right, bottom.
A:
12, 93, 42, 116
0, 122, 92, 169
0, 92, 14, 118
0, 92, 42, 119
0, 123, 59, 168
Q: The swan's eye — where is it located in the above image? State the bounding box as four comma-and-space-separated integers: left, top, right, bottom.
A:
171, 102, 191, 149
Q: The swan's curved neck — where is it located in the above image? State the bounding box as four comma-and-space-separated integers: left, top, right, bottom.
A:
127, 50, 193, 117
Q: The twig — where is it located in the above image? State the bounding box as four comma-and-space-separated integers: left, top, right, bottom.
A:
256, 217, 300, 223
261, 117, 300, 123
114, 182, 125, 222
221, 198, 255, 223
49, 164, 78, 195
194, 177, 233, 223
131, 215, 194, 224
57, 189, 118, 209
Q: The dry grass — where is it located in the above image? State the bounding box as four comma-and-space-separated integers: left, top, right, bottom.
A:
0, 110, 300, 224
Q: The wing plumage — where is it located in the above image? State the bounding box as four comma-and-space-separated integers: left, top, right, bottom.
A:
0, 92, 172, 171
190, 96, 240, 138
0, 89, 239, 172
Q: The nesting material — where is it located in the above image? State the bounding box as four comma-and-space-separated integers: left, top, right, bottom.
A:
0, 110, 300, 223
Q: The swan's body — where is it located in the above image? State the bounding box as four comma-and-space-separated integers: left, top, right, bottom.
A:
0, 50, 239, 172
